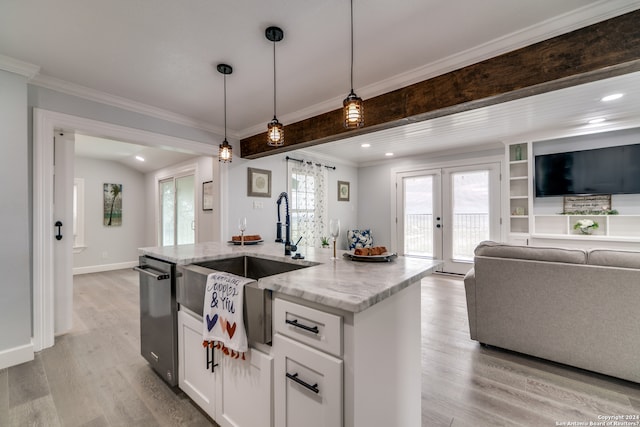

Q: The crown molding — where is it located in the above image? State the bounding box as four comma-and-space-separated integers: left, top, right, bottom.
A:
240, 0, 640, 138
30, 73, 237, 139
0, 54, 40, 79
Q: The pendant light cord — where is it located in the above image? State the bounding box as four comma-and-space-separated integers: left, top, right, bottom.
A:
350, 0, 354, 92
273, 41, 277, 118
223, 74, 227, 140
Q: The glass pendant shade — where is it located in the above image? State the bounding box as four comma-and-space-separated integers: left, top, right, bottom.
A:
219, 140, 232, 162
343, 90, 364, 128
267, 117, 284, 146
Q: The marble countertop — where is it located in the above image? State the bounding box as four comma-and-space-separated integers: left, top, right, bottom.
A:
139, 242, 441, 313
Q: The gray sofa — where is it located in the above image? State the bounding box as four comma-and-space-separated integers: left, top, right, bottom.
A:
464, 241, 640, 383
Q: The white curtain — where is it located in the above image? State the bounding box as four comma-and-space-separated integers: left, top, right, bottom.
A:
288, 160, 328, 248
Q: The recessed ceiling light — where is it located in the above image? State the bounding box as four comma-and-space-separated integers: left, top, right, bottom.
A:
588, 118, 606, 125
385, 152, 394, 157
601, 93, 623, 102
135, 155, 145, 162
361, 143, 371, 148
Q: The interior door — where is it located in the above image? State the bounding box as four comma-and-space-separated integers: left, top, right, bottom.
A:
397, 162, 500, 275
53, 133, 74, 335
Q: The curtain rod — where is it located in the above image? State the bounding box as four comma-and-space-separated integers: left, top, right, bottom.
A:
286, 156, 336, 170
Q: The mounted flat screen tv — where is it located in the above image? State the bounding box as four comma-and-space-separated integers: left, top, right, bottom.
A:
534, 143, 640, 197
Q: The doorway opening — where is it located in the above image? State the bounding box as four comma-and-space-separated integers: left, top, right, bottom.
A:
34, 108, 220, 352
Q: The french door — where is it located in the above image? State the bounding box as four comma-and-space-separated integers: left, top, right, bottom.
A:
397, 163, 500, 274
159, 173, 195, 246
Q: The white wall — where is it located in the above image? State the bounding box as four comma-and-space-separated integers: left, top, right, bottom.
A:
225, 150, 358, 250
73, 157, 147, 272
0, 70, 32, 366
144, 156, 217, 246
533, 128, 640, 215
358, 146, 504, 250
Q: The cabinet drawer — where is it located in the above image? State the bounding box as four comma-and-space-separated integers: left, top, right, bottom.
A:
274, 334, 343, 427
273, 298, 342, 357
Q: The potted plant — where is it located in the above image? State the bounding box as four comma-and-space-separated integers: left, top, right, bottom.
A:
321, 236, 330, 248
574, 218, 599, 235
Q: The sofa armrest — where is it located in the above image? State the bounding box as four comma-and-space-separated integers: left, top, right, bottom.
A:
463, 267, 477, 340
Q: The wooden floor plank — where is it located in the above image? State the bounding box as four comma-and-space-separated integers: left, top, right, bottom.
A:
7, 355, 50, 409
9, 395, 61, 427
0, 368, 9, 426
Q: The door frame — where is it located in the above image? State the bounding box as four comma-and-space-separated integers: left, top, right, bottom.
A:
33, 108, 218, 352
390, 155, 504, 267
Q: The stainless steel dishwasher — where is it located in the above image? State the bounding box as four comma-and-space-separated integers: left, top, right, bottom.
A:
135, 255, 178, 387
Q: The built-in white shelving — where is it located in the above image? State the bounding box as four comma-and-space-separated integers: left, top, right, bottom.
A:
533, 215, 640, 241
507, 142, 531, 236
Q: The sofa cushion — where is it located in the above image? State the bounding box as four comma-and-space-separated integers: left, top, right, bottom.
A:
588, 249, 640, 269
474, 240, 587, 264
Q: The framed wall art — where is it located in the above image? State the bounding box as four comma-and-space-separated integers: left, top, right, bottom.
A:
103, 183, 123, 226
247, 167, 272, 197
338, 180, 350, 201
202, 180, 214, 211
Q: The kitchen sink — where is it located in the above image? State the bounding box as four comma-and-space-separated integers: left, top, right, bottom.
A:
176, 256, 316, 345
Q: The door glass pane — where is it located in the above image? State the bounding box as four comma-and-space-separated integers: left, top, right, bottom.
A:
176, 175, 195, 245
404, 176, 434, 257
160, 179, 175, 246
452, 171, 489, 261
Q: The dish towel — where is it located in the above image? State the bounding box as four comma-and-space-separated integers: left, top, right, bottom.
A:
202, 271, 254, 360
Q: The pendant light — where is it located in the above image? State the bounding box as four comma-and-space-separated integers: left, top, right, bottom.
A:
217, 63, 233, 162
266, 26, 285, 147
343, 0, 364, 128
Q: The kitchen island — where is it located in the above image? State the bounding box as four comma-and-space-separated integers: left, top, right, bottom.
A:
139, 242, 440, 427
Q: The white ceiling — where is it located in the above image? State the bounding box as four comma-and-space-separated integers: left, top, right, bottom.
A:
2, 0, 639, 169
74, 134, 198, 173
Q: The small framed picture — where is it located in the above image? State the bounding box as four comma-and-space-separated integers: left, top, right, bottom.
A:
248, 167, 272, 198
338, 180, 350, 201
202, 181, 213, 211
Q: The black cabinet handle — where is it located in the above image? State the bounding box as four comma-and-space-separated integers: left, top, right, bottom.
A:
286, 372, 319, 394
206, 345, 218, 373
285, 319, 319, 334
55, 221, 63, 240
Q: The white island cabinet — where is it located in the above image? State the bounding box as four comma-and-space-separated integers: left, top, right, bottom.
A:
178, 308, 273, 427
140, 242, 440, 427
273, 298, 343, 427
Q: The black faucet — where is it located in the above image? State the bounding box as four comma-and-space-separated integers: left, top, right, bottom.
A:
276, 192, 293, 255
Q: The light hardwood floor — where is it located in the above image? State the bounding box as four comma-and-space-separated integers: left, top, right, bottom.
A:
1, 270, 639, 426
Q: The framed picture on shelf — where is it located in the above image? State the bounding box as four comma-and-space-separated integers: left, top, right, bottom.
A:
202, 181, 213, 211
338, 181, 350, 201
247, 167, 272, 197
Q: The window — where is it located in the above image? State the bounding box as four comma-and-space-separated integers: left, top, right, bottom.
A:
159, 173, 195, 246
288, 161, 328, 248
73, 178, 86, 251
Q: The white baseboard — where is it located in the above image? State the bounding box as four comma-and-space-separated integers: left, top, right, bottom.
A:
73, 260, 138, 275
0, 341, 34, 370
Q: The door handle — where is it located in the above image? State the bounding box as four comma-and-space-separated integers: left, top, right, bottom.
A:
55, 221, 63, 240
133, 265, 170, 280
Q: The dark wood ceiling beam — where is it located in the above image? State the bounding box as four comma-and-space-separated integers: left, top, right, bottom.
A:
241, 9, 640, 159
